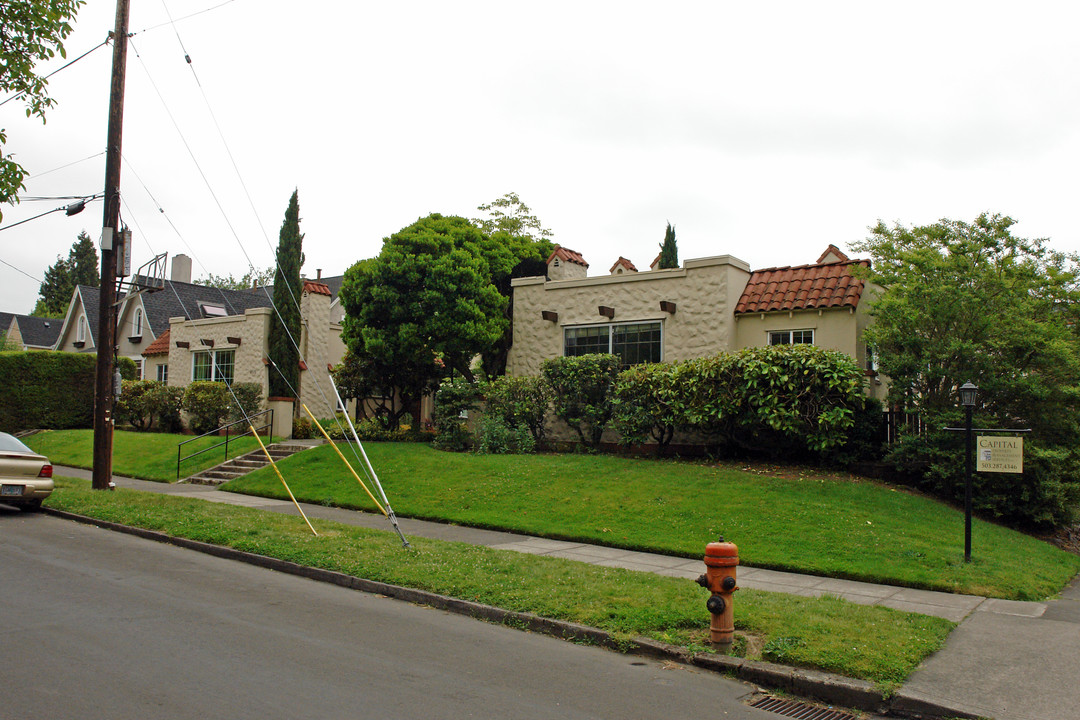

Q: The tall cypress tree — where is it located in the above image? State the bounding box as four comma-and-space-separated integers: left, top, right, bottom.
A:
268, 190, 304, 398
658, 222, 678, 269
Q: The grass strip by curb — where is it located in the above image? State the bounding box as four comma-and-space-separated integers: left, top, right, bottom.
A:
44, 478, 954, 695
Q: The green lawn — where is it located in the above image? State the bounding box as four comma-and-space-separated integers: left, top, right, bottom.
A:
25, 429, 277, 482
45, 478, 955, 692
221, 442, 1080, 600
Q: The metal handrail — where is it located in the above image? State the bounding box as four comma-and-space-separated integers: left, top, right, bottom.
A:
177, 408, 274, 479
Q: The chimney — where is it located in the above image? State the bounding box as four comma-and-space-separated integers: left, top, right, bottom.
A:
171, 254, 192, 284
316, 268, 322, 280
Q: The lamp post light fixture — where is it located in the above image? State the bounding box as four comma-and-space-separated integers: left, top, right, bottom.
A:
960, 382, 978, 562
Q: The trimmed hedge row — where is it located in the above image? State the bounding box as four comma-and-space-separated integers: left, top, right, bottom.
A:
0, 352, 136, 433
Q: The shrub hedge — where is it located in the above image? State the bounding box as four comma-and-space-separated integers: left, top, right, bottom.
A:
0, 352, 135, 433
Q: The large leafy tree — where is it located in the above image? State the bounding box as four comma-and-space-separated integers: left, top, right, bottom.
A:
0, 1, 85, 217
340, 214, 506, 389
853, 212, 1080, 527
34, 230, 98, 317
268, 190, 303, 398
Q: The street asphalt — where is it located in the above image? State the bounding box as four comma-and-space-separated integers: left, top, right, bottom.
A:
47, 465, 1080, 720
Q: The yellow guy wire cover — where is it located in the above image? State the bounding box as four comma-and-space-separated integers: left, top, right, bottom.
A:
301, 404, 387, 517
250, 426, 318, 536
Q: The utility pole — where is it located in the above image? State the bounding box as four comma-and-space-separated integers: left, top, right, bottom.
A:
92, 0, 131, 491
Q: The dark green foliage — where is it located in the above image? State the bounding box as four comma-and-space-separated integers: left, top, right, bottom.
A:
824, 396, 885, 467
0, 351, 97, 431
611, 363, 679, 454
658, 222, 678, 269
227, 382, 264, 424
35, 231, 99, 317
475, 416, 535, 454
0, 0, 84, 213
291, 416, 314, 439
854, 213, 1080, 528
481, 374, 551, 447
197, 266, 274, 290
268, 190, 304, 398
115, 380, 157, 430
332, 346, 438, 431
432, 376, 480, 452
542, 354, 622, 448
181, 381, 231, 435
115, 380, 184, 432
670, 346, 865, 458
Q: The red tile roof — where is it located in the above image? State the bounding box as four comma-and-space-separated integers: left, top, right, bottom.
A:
547, 245, 589, 268
303, 280, 332, 296
609, 256, 638, 273
735, 259, 870, 314
142, 329, 171, 356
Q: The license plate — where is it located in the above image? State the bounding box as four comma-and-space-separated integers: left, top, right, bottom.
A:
1, 485, 24, 496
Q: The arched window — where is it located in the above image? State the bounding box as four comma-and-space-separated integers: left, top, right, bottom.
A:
76, 314, 86, 343
133, 308, 143, 337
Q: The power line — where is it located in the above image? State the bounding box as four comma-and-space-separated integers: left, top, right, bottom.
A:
28, 152, 107, 180
0, 39, 110, 110
0, 257, 43, 284
134, 0, 239, 35
0, 195, 102, 232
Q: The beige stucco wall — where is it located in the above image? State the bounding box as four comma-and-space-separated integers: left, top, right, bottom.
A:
116, 296, 150, 378
297, 288, 347, 417
55, 291, 94, 353
167, 307, 272, 397
143, 354, 168, 383
507, 255, 751, 377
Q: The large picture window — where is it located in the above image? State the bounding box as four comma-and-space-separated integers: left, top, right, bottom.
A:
565, 321, 662, 365
769, 329, 814, 346
192, 349, 235, 384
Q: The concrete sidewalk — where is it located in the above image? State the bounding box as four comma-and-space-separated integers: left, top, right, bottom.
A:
54, 466, 1080, 719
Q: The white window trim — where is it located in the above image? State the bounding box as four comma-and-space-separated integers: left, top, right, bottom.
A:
133, 308, 143, 337
768, 329, 815, 346
76, 314, 86, 343
191, 348, 235, 384
563, 320, 664, 363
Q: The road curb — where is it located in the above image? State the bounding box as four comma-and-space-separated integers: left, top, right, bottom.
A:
43, 507, 961, 718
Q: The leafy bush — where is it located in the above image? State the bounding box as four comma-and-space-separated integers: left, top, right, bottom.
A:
227, 382, 265, 424
541, 354, 621, 448
115, 380, 158, 431
611, 363, 679, 454
145, 383, 184, 433
475, 416, 536, 454
432, 376, 479, 452
886, 416, 1080, 529
481, 374, 551, 447
292, 416, 314, 440
671, 346, 865, 458
181, 381, 231, 435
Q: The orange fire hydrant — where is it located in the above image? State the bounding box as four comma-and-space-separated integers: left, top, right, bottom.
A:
695, 537, 739, 648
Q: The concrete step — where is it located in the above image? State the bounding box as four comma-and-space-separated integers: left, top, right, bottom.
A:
179, 441, 317, 484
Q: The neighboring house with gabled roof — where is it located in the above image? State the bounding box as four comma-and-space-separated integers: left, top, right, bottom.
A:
54, 285, 101, 353
508, 244, 886, 401
5, 314, 62, 350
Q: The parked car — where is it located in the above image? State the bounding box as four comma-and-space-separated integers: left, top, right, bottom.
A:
0, 432, 53, 511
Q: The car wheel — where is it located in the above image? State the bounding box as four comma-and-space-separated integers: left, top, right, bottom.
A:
21, 498, 43, 512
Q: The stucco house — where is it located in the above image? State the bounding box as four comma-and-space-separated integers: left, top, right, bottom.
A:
53, 285, 101, 353
507, 243, 886, 401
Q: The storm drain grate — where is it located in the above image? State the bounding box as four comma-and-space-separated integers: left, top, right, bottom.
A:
749, 695, 859, 720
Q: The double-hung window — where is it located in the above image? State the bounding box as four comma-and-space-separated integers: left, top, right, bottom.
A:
564, 321, 662, 365
192, 349, 235, 384
768, 329, 814, 346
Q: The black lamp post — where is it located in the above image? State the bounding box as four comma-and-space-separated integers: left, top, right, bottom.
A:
959, 382, 978, 562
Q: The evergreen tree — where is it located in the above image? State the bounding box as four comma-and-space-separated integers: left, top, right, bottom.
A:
68, 230, 99, 286
34, 231, 98, 317
268, 190, 304, 398
658, 222, 678, 269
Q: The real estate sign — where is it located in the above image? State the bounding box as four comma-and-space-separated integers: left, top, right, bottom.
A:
977, 436, 1023, 474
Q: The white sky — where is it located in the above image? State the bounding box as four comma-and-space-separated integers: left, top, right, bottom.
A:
2, 1, 1079, 314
